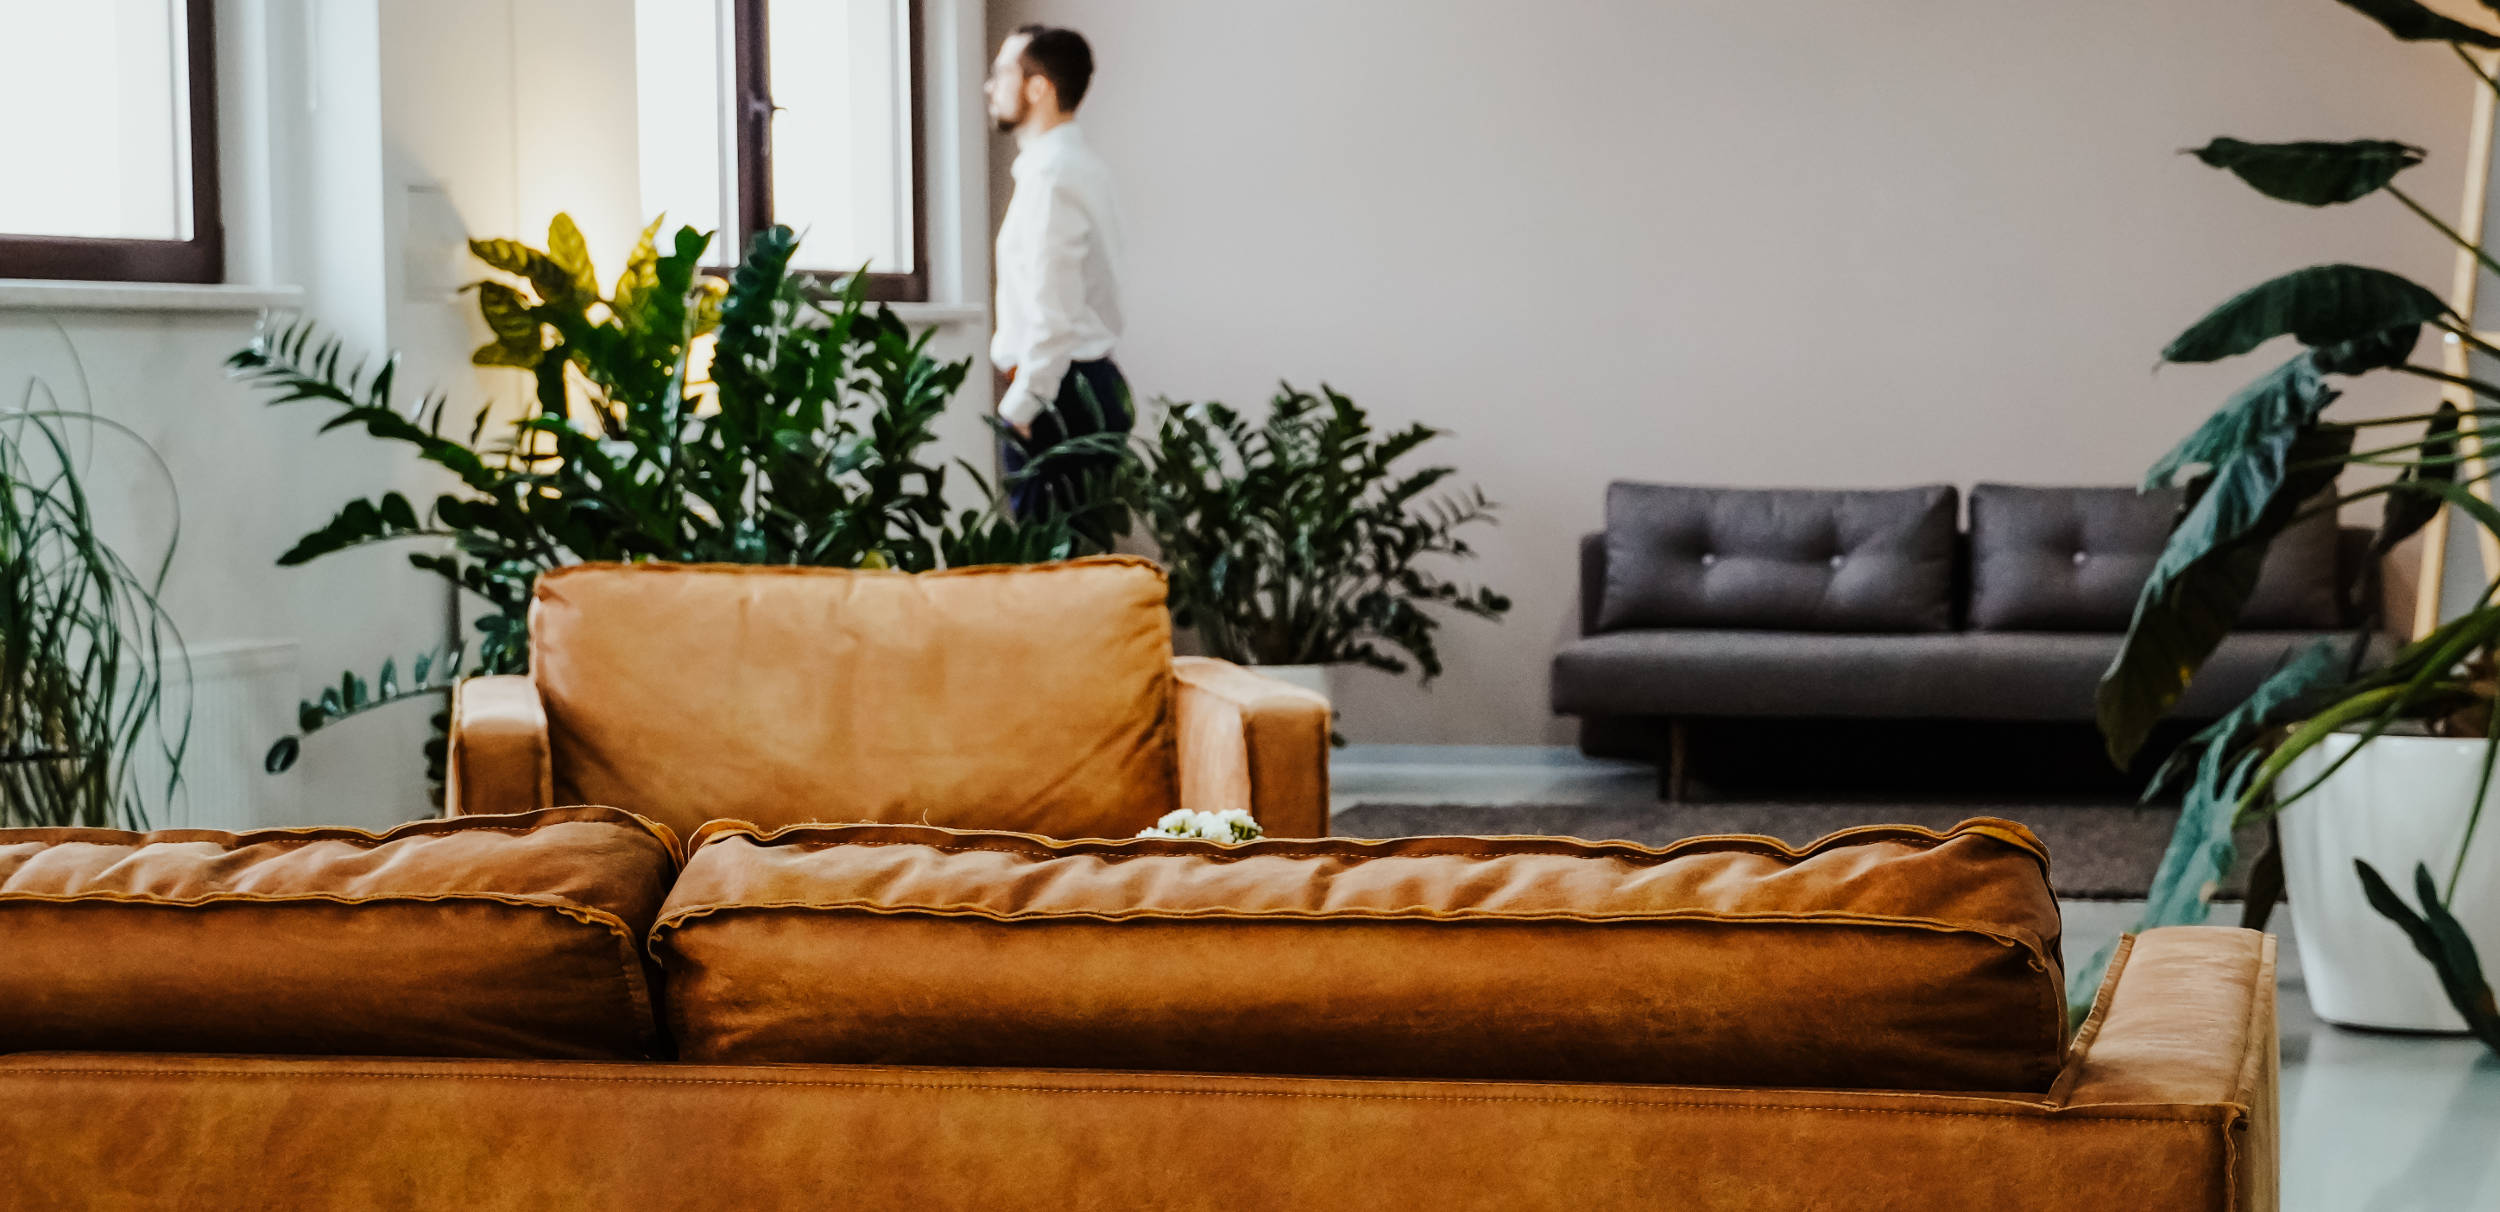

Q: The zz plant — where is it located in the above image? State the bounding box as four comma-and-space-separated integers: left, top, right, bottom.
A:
1129, 384, 1510, 682
239, 215, 1089, 787
2087, 0, 2500, 1049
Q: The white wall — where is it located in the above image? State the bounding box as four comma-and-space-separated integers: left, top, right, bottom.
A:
990, 0, 2480, 744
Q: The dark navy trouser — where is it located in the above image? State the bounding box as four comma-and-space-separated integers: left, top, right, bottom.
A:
1002, 357, 1131, 527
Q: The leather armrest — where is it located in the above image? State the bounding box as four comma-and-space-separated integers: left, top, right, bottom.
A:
445, 675, 553, 819
2054, 926, 2278, 1210
1171, 657, 1331, 838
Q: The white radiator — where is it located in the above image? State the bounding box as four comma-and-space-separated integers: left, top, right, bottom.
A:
133, 639, 303, 831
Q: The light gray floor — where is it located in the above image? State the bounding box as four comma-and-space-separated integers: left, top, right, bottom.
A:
1332, 745, 2500, 1210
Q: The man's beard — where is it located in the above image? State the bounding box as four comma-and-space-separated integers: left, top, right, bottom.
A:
993, 98, 1025, 133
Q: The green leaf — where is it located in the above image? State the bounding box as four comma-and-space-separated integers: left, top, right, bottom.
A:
2337, 0, 2500, 47
470, 235, 576, 304
468, 237, 543, 277
546, 212, 600, 299
2311, 323, 2425, 376
2072, 636, 2358, 1020
264, 737, 300, 774
612, 215, 665, 321
2187, 138, 2426, 206
2101, 399, 2351, 764
278, 495, 432, 566
2145, 355, 2335, 490
2143, 638, 2354, 799
471, 341, 541, 370
2162, 264, 2449, 365
2356, 860, 2500, 1051
475, 281, 540, 344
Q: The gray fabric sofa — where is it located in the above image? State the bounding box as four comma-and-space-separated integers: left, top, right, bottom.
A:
1552, 482, 2392, 795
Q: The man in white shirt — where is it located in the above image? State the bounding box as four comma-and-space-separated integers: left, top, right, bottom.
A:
986, 25, 1127, 531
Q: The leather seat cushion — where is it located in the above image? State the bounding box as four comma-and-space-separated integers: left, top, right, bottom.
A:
0, 806, 679, 1059
652, 817, 2067, 1093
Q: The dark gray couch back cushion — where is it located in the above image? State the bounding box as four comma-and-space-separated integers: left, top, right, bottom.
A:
1968, 484, 2343, 632
1598, 483, 1959, 633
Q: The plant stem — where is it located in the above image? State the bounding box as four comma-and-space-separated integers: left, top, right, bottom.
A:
2395, 364, 2500, 401
2449, 709, 2498, 904
2389, 185, 2500, 282
2343, 401, 2500, 425
2457, 41, 2499, 95
2443, 323, 2500, 364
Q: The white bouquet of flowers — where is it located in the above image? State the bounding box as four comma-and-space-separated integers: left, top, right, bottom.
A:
1137, 808, 1263, 844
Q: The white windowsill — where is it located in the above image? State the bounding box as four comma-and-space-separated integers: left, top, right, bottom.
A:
881, 301, 986, 328
0, 280, 306, 314
0, 281, 976, 329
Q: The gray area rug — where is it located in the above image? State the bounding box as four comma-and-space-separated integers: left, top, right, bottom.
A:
1331, 801, 2261, 900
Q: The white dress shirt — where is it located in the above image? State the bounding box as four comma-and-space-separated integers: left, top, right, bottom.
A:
992, 121, 1126, 428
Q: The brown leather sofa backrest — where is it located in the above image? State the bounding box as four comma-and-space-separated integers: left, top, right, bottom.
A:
651, 817, 2068, 1092
0, 806, 679, 1060
529, 558, 1182, 839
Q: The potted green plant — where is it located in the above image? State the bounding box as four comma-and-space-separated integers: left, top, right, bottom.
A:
2092, 0, 2500, 1051
1, 374, 187, 828
1126, 384, 1511, 710
236, 215, 1099, 793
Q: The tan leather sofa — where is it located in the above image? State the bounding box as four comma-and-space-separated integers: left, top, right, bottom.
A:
444, 557, 1333, 839
0, 810, 2279, 1211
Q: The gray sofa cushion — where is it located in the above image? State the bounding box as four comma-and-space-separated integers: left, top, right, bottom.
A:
1550, 628, 2385, 722
1598, 484, 1958, 633
1967, 484, 2342, 632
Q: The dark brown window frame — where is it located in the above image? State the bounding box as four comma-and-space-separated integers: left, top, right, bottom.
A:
0, 0, 223, 284
731, 0, 929, 303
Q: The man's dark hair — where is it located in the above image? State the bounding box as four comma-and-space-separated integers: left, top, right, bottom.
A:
1014, 24, 1094, 110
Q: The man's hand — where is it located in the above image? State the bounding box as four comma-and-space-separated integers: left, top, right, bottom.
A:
1012, 420, 1033, 440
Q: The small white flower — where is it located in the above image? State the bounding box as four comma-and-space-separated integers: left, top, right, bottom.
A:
1137, 807, 1264, 843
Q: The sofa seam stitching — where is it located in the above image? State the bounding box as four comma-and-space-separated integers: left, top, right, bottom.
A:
0, 1067, 2234, 1122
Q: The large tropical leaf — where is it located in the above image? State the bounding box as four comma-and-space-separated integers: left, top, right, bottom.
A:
2101, 362, 2349, 765
2188, 138, 2426, 206
2069, 637, 2365, 1018
2311, 321, 2426, 376
2337, 0, 2500, 46
2355, 861, 2500, 1052
2145, 356, 2333, 490
2162, 264, 2449, 365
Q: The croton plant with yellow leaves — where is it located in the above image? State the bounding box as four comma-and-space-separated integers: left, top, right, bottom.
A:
232, 216, 1090, 792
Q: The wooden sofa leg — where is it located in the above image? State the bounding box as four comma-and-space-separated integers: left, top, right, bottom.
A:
1661, 719, 1690, 803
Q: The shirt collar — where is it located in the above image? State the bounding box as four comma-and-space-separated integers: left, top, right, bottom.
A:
1013, 120, 1084, 172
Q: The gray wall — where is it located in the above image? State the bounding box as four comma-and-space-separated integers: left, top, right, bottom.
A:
990, 0, 2476, 744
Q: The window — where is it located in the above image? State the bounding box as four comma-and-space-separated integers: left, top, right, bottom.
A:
635, 0, 926, 301
0, 0, 220, 284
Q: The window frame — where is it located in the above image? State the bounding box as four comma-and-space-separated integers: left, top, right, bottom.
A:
729, 0, 929, 302
0, 0, 223, 285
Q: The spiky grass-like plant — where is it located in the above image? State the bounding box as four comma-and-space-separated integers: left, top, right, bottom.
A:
0, 369, 187, 828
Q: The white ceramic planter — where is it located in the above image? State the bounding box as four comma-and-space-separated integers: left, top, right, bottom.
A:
1248, 663, 1333, 702
2279, 731, 2500, 1032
